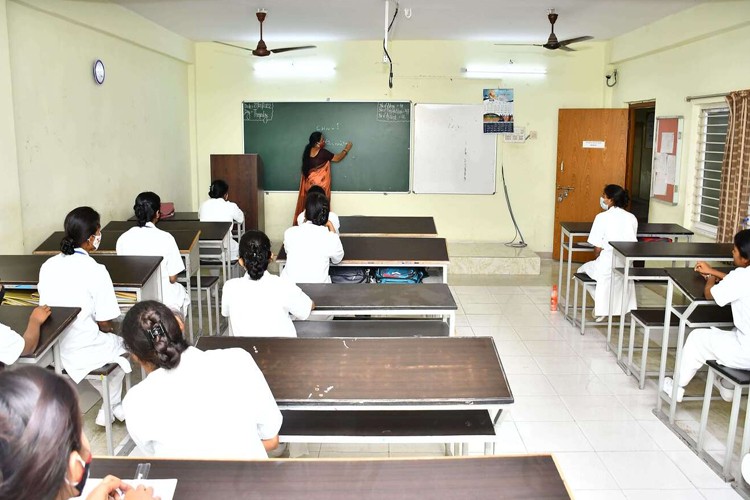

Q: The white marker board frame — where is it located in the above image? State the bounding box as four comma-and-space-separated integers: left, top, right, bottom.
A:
413, 104, 497, 194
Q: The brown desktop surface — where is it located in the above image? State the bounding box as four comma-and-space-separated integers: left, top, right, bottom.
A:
298, 283, 456, 310
278, 236, 449, 264
195, 336, 512, 406
0, 255, 161, 287
0, 306, 79, 359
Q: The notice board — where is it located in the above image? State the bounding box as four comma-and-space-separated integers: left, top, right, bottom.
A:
650, 116, 683, 205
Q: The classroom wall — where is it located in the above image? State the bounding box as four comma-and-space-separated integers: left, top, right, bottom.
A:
195, 40, 608, 251
3, 0, 196, 251
608, 1, 750, 238
0, 1, 23, 253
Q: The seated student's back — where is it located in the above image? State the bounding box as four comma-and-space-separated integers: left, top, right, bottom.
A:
116, 192, 189, 315
282, 192, 344, 284
222, 230, 313, 337
199, 179, 245, 223
295, 185, 340, 232
121, 301, 282, 459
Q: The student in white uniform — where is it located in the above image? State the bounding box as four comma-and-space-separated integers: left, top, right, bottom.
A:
38, 207, 131, 426
222, 230, 314, 337
295, 185, 340, 233
0, 366, 158, 500
663, 229, 750, 402
577, 184, 638, 321
121, 300, 282, 459
199, 179, 245, 260
281, 191, 344, 284
0, 296, 50, 367
116, 192, 189, 316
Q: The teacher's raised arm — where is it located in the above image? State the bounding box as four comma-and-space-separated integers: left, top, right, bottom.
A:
292, 131, 352, 225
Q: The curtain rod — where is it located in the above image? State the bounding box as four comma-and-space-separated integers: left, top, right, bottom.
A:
685, 92, 728, 102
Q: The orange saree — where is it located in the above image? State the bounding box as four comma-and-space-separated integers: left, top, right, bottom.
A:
293, 149, 334, 225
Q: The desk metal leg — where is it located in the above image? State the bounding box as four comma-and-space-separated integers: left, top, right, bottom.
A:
442, 264, 448, 284
616, 260, 631, 361
656, 280, 674, 413
668, 302, 698, 424
52, 344, 63, 375
565, 232, 573, 316
448, 311, 456, 336
606, 252, 617, 352
558, 227, 565, 313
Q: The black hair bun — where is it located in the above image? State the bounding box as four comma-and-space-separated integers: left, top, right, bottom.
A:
60, 236, 76, 255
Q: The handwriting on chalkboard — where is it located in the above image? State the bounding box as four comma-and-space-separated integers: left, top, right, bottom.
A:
244, 103, 274, 123
376, 102, 410, 122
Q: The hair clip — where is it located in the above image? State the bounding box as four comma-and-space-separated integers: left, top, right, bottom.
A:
147, 323, 167, 342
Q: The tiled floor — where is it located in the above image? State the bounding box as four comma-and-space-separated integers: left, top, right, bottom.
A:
84, 259, 745, 499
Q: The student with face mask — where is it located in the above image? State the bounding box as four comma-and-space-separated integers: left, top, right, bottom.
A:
0, 366, 158, 500
38, 207, 131, 427
577, 184, 638, 321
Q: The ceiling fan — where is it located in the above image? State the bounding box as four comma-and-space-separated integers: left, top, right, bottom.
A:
215, 10, 316, 57
496, 9, 593, 52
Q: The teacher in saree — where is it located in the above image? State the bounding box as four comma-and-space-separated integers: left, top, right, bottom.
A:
293, 131, 352, 225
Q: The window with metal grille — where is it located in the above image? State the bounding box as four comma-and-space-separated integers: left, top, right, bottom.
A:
692, 106, 729, 236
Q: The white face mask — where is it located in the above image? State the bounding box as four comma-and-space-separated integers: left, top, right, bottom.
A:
599, 197, 609, 211
92, 232, 102, 250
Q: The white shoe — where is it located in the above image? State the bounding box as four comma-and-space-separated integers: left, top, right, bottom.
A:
113, 403, 126, 422
713, 376, 734, 403
95, 409, 113, 427
595, 316, 606, 323
662, 377, 685, 403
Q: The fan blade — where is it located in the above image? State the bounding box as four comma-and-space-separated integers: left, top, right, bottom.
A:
558, 45, 575, 52
493, 43, 544, 47
557, 36, 593, 46
214, 41, 255, 52
270, 45, 316, 54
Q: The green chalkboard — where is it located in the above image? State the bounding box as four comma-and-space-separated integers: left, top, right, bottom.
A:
243, 101, 411, 192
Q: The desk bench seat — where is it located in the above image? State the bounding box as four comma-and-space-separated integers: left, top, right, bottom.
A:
280, 409, 497, 454
293, 319, 449, 337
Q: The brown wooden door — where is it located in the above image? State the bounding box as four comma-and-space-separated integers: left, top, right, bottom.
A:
553, 109, 629, 260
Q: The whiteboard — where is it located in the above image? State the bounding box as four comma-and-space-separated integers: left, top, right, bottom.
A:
413, 104, 497, 194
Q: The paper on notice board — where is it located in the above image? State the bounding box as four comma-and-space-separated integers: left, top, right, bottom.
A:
652, 154, 668, 196
666, 154, 677, 184
80, 479, 178, 500
659, 132, 674, 154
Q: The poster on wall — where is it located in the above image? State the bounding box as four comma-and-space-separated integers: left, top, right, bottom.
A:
483, 88, 514, 133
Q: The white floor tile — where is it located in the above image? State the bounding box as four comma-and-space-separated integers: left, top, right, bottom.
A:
665, 450, 734, 489
553, 452, 619, 490
622, 490, 704, 500
462, 303, 505, 315
485, 286, 519, 294
560, 395, 634, 421
574, 490, 627, 500
317, 451, 390, 458
455, 326, 474, 337
319, 443, 390, 453
523, 340, 578, 357
472, 326, 519, 340
599, 451, 694, 489
578, 420, 660, 452
616, 394, 661, 421
493, 340, 532, 357
505, 314, 554, 328
457, 294, 498, 305
506, 374, 557, 396
491, 421, 527, 454
467, 314, 510, 327
455, 314, 469, 327
638, 420, 693, 451
514, 327, 565, 341
587, 356, 633, 374
508, 395, 573, 422
548, 374, 613, 396
499, 356, 543, 375
534, 356, 593, 375
501, 294, 534, 305
597, 373, 658, 396
698, 489, 743, 499
515, 421, 593, 452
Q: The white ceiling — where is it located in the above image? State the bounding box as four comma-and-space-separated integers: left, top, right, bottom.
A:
109, 0, 725, 44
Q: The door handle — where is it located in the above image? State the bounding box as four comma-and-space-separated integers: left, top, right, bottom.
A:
560, 161, 564, 172
556, 186, 575, 191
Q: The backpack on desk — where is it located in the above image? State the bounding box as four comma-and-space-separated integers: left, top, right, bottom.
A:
160, 202, 175, 219
372, 267, 424, 284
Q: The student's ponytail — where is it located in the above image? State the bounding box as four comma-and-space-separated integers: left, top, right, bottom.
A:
603, 184, 630, 209
59, 207, 101, 255
133, 192, 161, 227
305, 192, 330, 227
121, 301, 188, 370
238, 230, 271, 281
301, 131, 323, 178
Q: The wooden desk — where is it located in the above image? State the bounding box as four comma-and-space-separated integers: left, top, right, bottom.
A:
607, 241, 734, 361
90, 455, 570, 499
657, 268, 734, 425
0, 306, 79, 373
195, 336, 512, 409
278, 236, 450, 283
0, 255, 163, 305
293, 319, 449, 337
557, 222, 693, 318
298, 283, 457, 335
34, 229, 200, 338
338, 216, 437, 237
